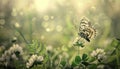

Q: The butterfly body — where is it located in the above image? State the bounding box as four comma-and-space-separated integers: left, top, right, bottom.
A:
78, 31, 90, 42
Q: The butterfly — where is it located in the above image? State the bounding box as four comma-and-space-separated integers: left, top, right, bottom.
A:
78, 17, 96, 42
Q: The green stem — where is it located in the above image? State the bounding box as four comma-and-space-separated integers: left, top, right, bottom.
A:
116, 48, 120, 69
78, 46, 79, 55
16, 29, 28, 44
111, 40, 120, 69
111, 40, 120, 55
29, 21, 32, 43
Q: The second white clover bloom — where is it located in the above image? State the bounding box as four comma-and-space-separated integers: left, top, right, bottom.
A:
91, 48, 106, 61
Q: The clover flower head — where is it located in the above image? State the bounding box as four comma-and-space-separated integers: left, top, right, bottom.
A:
26, 54, 44, 68
0, 44, 23, 66
37, 56, 44, 62
91, 48, 106, 61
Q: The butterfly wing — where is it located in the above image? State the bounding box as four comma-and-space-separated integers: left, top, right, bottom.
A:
78, 17, 96, 42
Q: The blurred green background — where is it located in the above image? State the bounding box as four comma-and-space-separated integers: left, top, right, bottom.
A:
0, 0, 120, 68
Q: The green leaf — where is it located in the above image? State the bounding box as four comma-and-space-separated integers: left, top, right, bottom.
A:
60, 60, 66, 67
81, 61, 89, 66
73, 41, 84, 47
71, 61, 77, 67
88, 64, 97, 69
82, 54, 88, 61
75, 56, 81, 64
89, 57, 96, 62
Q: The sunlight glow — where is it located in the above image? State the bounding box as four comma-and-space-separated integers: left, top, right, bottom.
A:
34, 0, 50, 12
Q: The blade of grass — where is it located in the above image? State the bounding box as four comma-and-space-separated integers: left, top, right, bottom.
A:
16, 28, 29, 44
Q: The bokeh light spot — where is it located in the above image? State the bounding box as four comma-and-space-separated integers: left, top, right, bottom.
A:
42, 22, 49, 28
46, 28, 50, 32
56, 25, 63, 32
11, 8, 17, 16
43, 15, 49, 21
15, 22, 20, 28
50, 16, 54, 19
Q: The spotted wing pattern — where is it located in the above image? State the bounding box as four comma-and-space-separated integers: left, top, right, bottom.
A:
78, 17, 96, 42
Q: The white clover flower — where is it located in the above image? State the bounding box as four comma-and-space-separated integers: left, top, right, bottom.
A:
11, 54, 18, 60
91, 50, 96, 57
26, 63, 30, 68
37, 56, 44, 62
0, 44, 23, 62
28, 55, 37, 64
29, 58, 34, 64
26, 54, 44, 68
26, 62, 33, 68
10, 44, 23, 55
32, 55, 37, 59
46, 45, 53, 53
91, 48, 106, 61
26, 59, 34, 68
26, 54, 37, 68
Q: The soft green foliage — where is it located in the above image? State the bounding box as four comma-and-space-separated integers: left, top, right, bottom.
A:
60, 60, 66, 67
26, 40, 44, 55
75, 55, 81, 64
